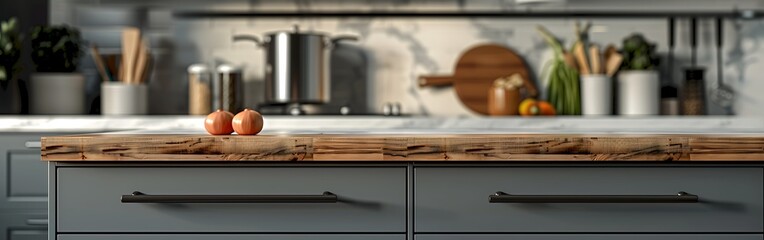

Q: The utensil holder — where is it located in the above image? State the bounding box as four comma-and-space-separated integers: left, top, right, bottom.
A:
617, 70, 660, 115
580, 74, 612, 116
101, 82, 148, 115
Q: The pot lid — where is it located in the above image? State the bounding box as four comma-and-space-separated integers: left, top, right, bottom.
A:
264, 25, 329, 37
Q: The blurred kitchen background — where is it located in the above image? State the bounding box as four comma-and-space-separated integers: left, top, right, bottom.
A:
2, 0, 764, 116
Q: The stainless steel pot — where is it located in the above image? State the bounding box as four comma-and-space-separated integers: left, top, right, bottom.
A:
233, 26, 357, 104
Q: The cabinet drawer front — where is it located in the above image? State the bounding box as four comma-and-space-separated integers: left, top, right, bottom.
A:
0, 134, 48, 210
416, 234, 764, 240
1, 212, 48, 240
59, 234, 406, 240
415, 167, 763, 233
57, 167, 406, 233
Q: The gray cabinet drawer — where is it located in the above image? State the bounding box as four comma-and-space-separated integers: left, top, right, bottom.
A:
0, 212, 48, 240
59, 234, 405, 240
416, 234, 764, 240
0, 134, 48, 210
415, 167, 763, 233
57, 167, 406, 233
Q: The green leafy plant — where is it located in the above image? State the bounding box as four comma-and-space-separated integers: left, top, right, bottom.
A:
30, 25, 82, 73
620, 34, 659, 70
0, 18, 21, 84
537, 25, 581, 115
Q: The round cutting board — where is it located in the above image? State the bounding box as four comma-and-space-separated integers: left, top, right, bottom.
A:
419, 44, 535, 115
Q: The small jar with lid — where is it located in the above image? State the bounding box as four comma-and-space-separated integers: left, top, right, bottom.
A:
213, 64, 244, 113
681, 68, 706, 115
188, 64, 212, 115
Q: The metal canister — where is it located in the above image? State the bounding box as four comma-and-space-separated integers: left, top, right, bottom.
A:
188, 64, 212, 115
213, 64, 243, 113
681, 68, 706, 115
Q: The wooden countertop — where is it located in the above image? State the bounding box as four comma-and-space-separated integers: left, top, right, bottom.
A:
40, 131, 764, 161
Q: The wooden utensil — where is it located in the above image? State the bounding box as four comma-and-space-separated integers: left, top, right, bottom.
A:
605, 52, 623, 78
589, 44, 602, 74
604, 44, 618, 63
118, 55, 125, 83
574, 43, 590, 75
134, 38, 149, 84
89, 45, 110, 83
121, 27, 141, 84
106, 55, 119, 80
563, 52, 578, 69
418, 44, 535, 115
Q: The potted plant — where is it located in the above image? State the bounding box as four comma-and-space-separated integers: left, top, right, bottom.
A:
0, 18, 22, 114
28, 25, 85, 115
617, 34, 660, 115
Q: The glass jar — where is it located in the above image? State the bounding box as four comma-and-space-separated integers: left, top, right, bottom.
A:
188, 64, 211, 115
681, 68, 706, 115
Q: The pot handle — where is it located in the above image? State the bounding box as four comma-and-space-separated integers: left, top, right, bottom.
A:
331, 35, 359, 44
418, 75, 454, 88
233, 34, 264, 47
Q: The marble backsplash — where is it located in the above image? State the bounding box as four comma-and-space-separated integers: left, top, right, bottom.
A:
50, 0, 764, 116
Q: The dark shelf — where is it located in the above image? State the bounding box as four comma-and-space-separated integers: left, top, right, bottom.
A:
174, 10, 762, 19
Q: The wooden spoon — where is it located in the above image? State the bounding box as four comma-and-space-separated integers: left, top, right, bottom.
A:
574, 43, 591, 75
589, 44, 602, 74
89, 45, 110, 83
121, 27, 141, 84
134, 38, 150, 84
604, 44, 618, 63
605, 52, 624, 78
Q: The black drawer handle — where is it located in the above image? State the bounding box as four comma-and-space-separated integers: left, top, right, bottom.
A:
122, 191, 338, 203
489, 191, 698, 203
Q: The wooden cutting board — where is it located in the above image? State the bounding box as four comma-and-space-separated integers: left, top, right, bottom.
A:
419, 44, 535, 115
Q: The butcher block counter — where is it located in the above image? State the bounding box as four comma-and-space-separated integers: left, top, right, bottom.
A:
41, 129, 764, 161
44, 128, 764, 240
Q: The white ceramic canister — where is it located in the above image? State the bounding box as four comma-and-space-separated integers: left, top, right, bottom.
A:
580, 74, 612, 116
101, 82, 148, 115
29, 73, 86, 115
617, 70, 660, 115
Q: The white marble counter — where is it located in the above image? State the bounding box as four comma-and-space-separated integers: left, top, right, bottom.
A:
1, 115, 763, 133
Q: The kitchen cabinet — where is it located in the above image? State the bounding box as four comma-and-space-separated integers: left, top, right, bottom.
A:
415, 234, 764, 240
56, 167, 407, 233
57, 234, 407, 240
0, 132, 86, 240
43, 132, 764, 240
0, 134, 49, 240
415, 167, 763, 233
0, 134, 48, 210
0, 212, 48, 240
48, 163, 764, 240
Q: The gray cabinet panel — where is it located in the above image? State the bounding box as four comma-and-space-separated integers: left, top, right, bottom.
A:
415, 167, 763, 233
0, 134, 48, 210
7, 152, 47, 198
10, 230, 48, 240
0, 212, 47, 240
416, 234, 764, 240
59, 234, 406, 240
57, 167, 407, 233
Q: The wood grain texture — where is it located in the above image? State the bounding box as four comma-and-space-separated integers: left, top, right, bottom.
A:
41, 134, 764, 161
